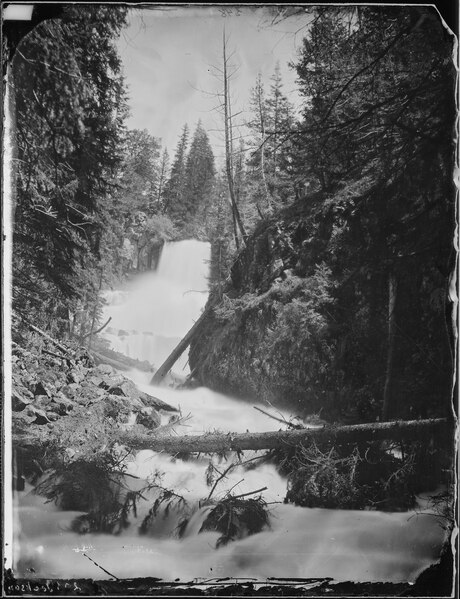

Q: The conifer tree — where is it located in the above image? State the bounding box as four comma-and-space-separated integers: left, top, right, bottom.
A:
163, 124, 189, 221
265, 63, 295, 203
12, 5, 128, 334
183, 120, 216, 233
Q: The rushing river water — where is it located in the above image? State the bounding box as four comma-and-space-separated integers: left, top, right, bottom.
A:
13, 240, 447, 584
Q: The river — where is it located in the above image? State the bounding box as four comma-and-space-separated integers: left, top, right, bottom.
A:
12, 240, 447, 584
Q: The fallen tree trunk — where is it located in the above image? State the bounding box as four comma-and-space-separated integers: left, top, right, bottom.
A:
117, 418, 451, 455
150, 310, 209, 384
91, 350, 131, 372
28, 323, 71, 356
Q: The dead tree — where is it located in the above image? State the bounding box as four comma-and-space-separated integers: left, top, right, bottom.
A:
116, 417, 450, 455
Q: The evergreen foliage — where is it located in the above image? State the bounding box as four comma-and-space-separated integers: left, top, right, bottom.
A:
162, 124, 189, 223
290, 6, 455, 420
164, 121, 216, 236
12, 5, 129, 336
199, 495, 270, 548
192, 6, 455, 425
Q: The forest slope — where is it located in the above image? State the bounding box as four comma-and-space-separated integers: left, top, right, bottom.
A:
189, 189, 454, 423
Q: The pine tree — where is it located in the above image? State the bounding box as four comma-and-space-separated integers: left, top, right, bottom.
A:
122, 129, 162, 214
182, 120, 216, 234
247, 73, 272, 211
12, 5, 128, 335
292, 6, 455, 420
163, 124, 189, 222
265, 63, 295, 203
246, 67, 296, 216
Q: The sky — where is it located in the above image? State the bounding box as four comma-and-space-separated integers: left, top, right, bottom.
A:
117, 6, 313, 162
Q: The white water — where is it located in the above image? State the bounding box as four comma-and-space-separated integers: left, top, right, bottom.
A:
13, 239, 447, 584
101, 240, 210, 372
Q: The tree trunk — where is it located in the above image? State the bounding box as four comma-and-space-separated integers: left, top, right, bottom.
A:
256, 80, 271, 211
150, 309, 209, 384
222, 30, 247, 245
28, 323, 71, 356
117, 418, 450, 455
382, 271, 397, 421
87, 268, 104, 351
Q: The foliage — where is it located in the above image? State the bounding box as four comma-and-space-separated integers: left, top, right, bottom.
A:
290, 6, 455, 420
12, 5, 128, 336
182, 120, 216, 234
113, 129, 162, 216
192, 6, 455, 425
162, 124, 189, 222
139, 487, 189, 535
34, 452, 145, 534
421, 489, 456, 533
283, 439, 450, 511
245, 64, 296, 213
207, 173, 235, 294
199, 495, 270, 548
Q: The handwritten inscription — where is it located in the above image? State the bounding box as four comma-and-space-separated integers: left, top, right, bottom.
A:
5, 580, 83, 594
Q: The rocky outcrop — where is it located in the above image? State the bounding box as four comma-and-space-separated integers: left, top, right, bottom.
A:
189, 196, 335, 416
11, 341, 177, 483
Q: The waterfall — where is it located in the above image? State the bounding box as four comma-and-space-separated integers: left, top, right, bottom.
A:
13, 240, 447, 585
101, 239, 210, 372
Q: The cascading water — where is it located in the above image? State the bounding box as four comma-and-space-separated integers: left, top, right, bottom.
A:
101, 239, 211, 373
13, 239, 447, 585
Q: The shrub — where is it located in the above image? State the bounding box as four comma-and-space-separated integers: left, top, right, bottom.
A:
284, 440, 421, 511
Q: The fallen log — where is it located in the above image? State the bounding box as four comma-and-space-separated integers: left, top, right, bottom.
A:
91, 350, 130, 372
117, 418, 451, 455
28, 323, 71, 356
150, 309, 208, 384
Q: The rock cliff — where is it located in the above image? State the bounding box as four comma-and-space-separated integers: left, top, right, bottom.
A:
189, 195, 336, 417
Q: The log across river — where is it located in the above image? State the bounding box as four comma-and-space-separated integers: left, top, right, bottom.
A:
119, 417, 450, 454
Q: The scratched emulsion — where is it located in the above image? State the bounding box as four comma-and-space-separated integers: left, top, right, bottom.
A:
12, 240, 447, 584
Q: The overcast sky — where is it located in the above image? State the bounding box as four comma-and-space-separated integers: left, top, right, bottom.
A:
117, 6, 312, 162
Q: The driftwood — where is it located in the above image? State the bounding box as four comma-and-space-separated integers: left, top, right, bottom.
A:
116, 418, 450, 455
150, 310, 208, 384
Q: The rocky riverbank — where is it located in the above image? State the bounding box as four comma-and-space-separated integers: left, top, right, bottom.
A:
11, 336, 177, 486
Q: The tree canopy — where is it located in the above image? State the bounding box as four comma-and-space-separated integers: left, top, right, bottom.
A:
12, 5, 129, 333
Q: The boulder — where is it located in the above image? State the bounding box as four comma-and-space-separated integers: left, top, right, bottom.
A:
26, 406, 51, 425
103, 394, 132, 421
136, 406, 161, 429
67, 369, 83, 384
34, 381, 52, 397
34, 394, 52, 408
11, 390, 33, 412
95, 363, 115, 376
89, 374, 104, 387
98, 373, 125, 390
60, 383, 80, 399
49, 394, 74, 415
107, 378, 139, 398
138, 390, 178, 412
